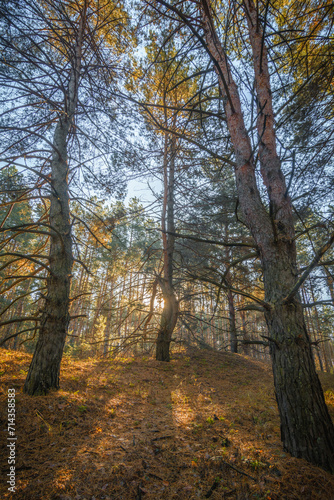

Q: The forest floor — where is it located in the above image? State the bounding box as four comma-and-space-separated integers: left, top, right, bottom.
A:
0, 347, 334, 500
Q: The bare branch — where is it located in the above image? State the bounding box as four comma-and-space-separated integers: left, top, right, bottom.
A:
284, 231, 334, 303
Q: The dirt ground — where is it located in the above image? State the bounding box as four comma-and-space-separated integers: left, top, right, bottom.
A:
1, 347, 334, 500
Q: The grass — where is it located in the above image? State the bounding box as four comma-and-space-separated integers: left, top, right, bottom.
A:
0, 347, 334, 499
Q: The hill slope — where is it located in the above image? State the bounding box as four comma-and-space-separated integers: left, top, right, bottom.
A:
1, 347, 334, 499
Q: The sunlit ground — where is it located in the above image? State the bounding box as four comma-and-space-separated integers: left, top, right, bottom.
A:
0, 347, 334, 500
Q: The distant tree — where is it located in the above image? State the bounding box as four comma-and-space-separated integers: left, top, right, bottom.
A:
0, 166, 43, 348
136, 24, 200, 361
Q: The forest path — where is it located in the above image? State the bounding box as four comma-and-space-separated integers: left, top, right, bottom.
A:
1, 347, 334, 499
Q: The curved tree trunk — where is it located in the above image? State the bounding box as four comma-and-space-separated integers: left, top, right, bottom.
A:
200, 0, 334, 472
156, 281, 179, 361
156, 130, 179, 361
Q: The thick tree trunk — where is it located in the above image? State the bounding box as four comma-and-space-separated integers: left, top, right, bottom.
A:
200, 0, 334, 472
24, 119, 73, 395
24, 5, 86, 394
267, 298, 334, 469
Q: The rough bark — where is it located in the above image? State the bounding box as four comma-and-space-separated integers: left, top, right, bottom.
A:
24, 5, 86, 395
24, 118, 73, 394
200, 0, 334, 472
267, 301, 334, 471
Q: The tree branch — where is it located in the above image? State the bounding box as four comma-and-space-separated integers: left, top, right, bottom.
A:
0, 316, 40, 327
302, 301, 333, 308
237, 304, 266, 312
163, 230, 256, 248
284, 231, 334, 303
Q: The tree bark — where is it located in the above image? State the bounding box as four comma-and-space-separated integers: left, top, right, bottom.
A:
156, 280, 179, 361
268, 301, 334, 469
24, 118, 73, 394
24, 4, 86, 394
200, 0, 334, 472
156, 130, 179, 361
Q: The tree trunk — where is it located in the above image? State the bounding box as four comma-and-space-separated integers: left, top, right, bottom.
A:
323, 265, 334, 304
24, 5, 86, 394
24, 119, 73, 395
238, 298, 251, 355
200, 0, 334, 472
103, 275, 114, 356
227, 289, 237, 353
267, 300, 334, 469
224, 223, 238, 353
302, 287, 324, 371
156, 129, 179, 361
156, 282, 178, 361
309, 282, 331, 372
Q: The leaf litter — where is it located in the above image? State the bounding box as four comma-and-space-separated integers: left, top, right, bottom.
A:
0, 347, 334, 499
